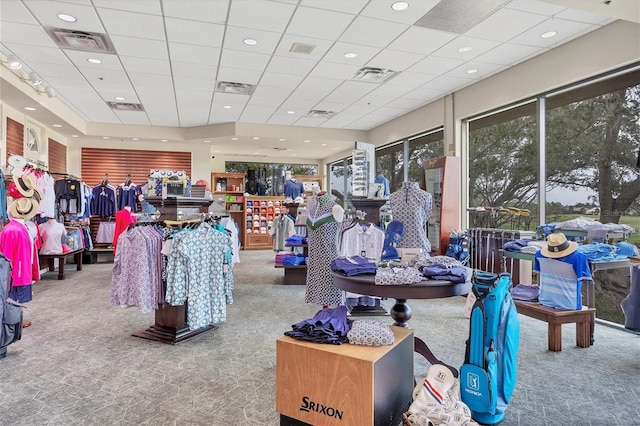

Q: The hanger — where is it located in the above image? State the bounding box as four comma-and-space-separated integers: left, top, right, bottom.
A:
101, 174, 109, 186
124, 174, 131, 186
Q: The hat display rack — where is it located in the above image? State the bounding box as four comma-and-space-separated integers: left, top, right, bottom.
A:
7, 153, 82, 181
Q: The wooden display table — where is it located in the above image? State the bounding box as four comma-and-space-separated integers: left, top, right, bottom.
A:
39, 248, 83, 280
277, 326, 414, 426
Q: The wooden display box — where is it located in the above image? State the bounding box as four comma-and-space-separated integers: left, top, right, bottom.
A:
276, 326, 414, 426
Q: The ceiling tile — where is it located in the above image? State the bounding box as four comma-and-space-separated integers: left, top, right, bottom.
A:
339, 16, 408, 48
312, 102, 349, 113
504, 0, 566, 16
447, 61, 506, 80
429, 35, 501, 61
212, 92, 251, 107
472, 42, 545, 65
248, 94, 285, 107
384, 71, 436, 89
172, 61, 218, 80
169, 42, 220, 66
216, 67, 263, 85
2, 43, 71, 66
367, 49, 424, 71
360, 0, 439, 25
252, 85, 293, 101
388, 26, 457, 55
354, 94, 395, 107
221, 49, 271, 71
173, 76, 215, 91
228, 0, 296, 32
97, 7, 165, 40
111, 36, 169, 60
385, 97, 427, 110
34, 62, 83, 79
267, 55, 318, 76
422, 74, 473, 92
208, 108, 242, 124
240, 104, 277, 122
294, 116, 326, 127
224, 26, 282, 54
365, 84, 413, 99
509, 18, 594, 48
1, 1, 39, 25
408, 55, 465, 75
299, 0, 368, 15
165, 17, 225, 47
402, 84, 446, 101
0, 22, 59, 47
23, 0, 103, 30
308, 61, 361, 80
555, 7, 613, 24
128, 72, 173, 87
322, 80, 376, 104
267, 115, 299, 125
96, 88, 139, 102
93, 0, 162, 14
287, 6, 355, 40
464, 8, 548, 42
113, 110, 151, 125
64, 49, 122, 71
163, 0, 229, 23
120, 56, 172, 75
259, 72, 305, 89
322, 42, 381, 66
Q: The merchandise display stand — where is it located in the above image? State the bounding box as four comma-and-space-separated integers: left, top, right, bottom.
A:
244, 196, 284, 249
422, 156, 460, 255
274, 241, 307, 285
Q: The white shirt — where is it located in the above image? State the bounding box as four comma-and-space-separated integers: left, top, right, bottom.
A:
39, 219, 67, 254
339, 223, 385, 262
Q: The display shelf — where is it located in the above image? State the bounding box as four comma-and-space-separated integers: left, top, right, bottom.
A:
422, 156, 460, 255
211, 172, 247, 246
243, 196, 284, 249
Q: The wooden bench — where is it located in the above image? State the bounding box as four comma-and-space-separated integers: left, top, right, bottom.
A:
39, 249, 84, 280
83, 247, 114, 264
514, 300, 595, 352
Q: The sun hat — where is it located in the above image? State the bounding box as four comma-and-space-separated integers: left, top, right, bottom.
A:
12, 174, 38, 198
7, 155, 27, 175
10, 198, 39, 220
541, 232, 579, 258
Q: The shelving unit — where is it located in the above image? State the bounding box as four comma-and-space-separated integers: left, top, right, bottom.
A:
243, 195, 285, 250
292, 174, 324, 197
211, 172, 246, 246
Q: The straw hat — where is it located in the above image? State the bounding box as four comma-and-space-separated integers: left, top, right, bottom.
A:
7, 155, 27, 174
10, 198, 39, 220
12, 174, 38, 198
541, 232, 578, 258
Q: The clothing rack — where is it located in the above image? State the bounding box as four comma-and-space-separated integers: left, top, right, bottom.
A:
50, 171, 82, 181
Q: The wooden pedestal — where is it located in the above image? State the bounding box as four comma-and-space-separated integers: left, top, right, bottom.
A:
132, 303, 217, 344
276, 326, 414, 426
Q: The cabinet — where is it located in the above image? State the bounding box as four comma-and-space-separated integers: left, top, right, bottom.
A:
244, 195, 285, 250
211, 172, 246, 246
292, 174, 324, 197
274, 240, 308, 285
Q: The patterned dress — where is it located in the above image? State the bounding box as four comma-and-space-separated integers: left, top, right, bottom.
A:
305, 194, 345, 306
389, 182, 433, 254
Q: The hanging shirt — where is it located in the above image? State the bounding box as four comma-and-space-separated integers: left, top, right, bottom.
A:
90, 183, 117, 217
270, 215, 296, 252
0, 219, 40, 286
113, 208, 137, 254
389, 182, 433, 254
117, 183, 138, 212
284, 179, 304, 198
340, 223, 385, 261
39, 219, 67, 254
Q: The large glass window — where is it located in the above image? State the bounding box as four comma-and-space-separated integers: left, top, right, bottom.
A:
468, 103, 538, 230
225, 162, 317, 196
374, 141, 404, 194
408, 130, 444, 183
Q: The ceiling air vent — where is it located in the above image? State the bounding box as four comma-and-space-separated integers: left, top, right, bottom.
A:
107, 101, 145, 112
215, 81, 256, 95
307, 110, 336, 119
289, 42, 316, 55
45, 27, 116, 53
351, 67, 399, 84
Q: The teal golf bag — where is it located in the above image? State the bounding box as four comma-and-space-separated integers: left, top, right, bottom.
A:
460, 271, 520, 425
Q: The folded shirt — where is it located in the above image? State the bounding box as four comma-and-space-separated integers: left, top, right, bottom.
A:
331, 256, 377, 276
422, 264, 468, 283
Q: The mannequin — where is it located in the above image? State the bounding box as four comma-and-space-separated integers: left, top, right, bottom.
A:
374, 173, 390, 198
113, 205, 137, 254
40, 217, 67, 254
388, 181, 433, 254
0, 197, 41, 328
305, 192, 345, 306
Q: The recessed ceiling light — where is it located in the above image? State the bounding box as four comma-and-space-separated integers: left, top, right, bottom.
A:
132, 138, 139, 141
204, 140, 211, 143
292, 154, 297, 156
24, 107, 36, 111
7, 55, 22, 69
231, 137, 238, 141
71, 135, 79, 138
344, 52, 358, 59
57, 13, 77, 22
213, 150, 219, 153
457, 46, 473, 53
391, 1, 409, 11
115, 96, 125, 101
332, 147, 340, 150
321, 143, 327, 146
279, 138, 286, 142
243, 38, 258, 46
466, 69, 479, 74
252, 137, 260, 140
87, 58, 102, 64
287, 148, 293, 151
161, 139, 168, 142
303, 140, 310, 143
53, 124, 62, 128
540, 31, 557, 39
223, 105, 231, 109
287, 110, 295, 114
253, 151, 260, 154
102, 136, 110, 139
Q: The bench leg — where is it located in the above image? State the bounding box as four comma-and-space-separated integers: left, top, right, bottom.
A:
48, 258, 55, 272
76, 252, 83, 271
576, 320, 591, 348
548, 322, 562, 352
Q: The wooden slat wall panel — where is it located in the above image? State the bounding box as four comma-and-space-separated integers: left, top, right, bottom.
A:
81, 148, 192, 187
48, 138, 67, 173
6, 118, 24, 161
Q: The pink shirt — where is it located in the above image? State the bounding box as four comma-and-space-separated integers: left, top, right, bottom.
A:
0, 219, 40, 286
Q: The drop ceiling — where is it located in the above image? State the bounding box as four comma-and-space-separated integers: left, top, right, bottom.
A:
0, 0, 636, 159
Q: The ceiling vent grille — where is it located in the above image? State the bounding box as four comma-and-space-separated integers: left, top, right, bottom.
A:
107, 101, 145, 111
45, 27, 116, 53
307, 110, 336, 119
351, 67, 399, 84
289, 42, 316, 55
215, 81, 256, 95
